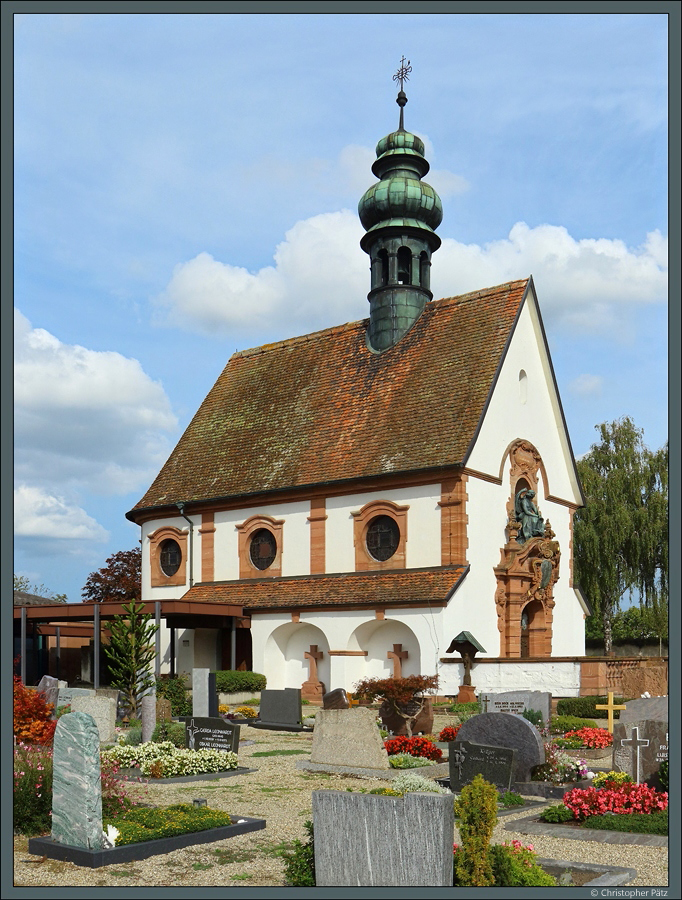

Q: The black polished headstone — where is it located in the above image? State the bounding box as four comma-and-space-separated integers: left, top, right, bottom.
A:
257, 688, 303, 727
456, 712, 545, 783
208, 673, 218, 718
177, 716, 240, 753
448, 740, 515, 793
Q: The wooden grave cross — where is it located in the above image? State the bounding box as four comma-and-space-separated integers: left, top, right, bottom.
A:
596, 691, 627, 734
620, 726, 650, 784
304, 645, 323, 684
387, 643, 409, 679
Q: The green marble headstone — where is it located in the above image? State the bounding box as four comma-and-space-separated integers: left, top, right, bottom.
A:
51, 711, 103, 849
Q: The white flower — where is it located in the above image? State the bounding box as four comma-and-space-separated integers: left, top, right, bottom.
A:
102, 825, 120, 848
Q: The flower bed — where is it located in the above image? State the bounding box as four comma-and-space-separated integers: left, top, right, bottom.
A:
562, 782, 668, 819
101, 741, 239, 777
384, 736, 442, 761
561, 727, 612, 749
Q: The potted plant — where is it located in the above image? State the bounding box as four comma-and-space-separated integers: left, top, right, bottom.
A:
353, 675, 439, 737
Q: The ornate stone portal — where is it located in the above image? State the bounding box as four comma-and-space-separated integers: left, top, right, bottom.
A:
494, 441, 560, 657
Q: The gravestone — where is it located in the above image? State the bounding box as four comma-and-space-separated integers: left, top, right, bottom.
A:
620, 697, 668, 725
57, 686, 96, 708
192, 668, 211, 717
322, 688, 350, 710
179, 716, 241, 753
379, 698, 433, 736
613, 720, 668, 787
313, 790, 454, 886
310, 708, 390, 769
70, 696, 117, 745
51, 712, 103, 850
480, 691, 551, 725
140, 687, 157, 743
448, 740, 515, 793
156, 696, 172, 722
253, 688, 304, 730
456, 712, 544, 783
36, 675, 66, 716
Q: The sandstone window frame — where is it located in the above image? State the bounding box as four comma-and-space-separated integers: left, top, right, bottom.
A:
236, 514, 285, 579
351, 499, 409, 571
149, 525, 188, 587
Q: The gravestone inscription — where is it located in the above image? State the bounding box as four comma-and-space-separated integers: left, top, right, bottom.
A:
448, 740, 515, 793
613, 720, 668, 787
480, 691, 551, 725
51, 712, 103, 850
57, 687, 96, 708
179, 716, 241, 753
456, 712, 544, 784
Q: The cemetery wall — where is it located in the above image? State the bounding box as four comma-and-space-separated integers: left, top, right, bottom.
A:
439, 658, 581, 696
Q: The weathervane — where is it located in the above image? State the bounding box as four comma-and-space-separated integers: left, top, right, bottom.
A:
392, 56, 412, 130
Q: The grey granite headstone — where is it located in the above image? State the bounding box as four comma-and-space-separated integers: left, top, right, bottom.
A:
480, 691, 551, 725
613, 720, 668, 787
140, 688, 157, 743
620, 697, 668, 725
311, 708, 390, 769
449, 740, 515, 793
36, 676, 65, 717
70, 696, 117, 745
57, 687, 96, 708
192, 668, 210, 717
258, 688, 303, 726
456, 712, 545, 783
313, 790, 454, 886
51, 712, 103, 850
179, 716, 241, 753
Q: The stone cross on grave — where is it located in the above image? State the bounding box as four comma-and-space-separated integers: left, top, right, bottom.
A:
302, 645, 325, 702
596, 691, 627, 734
387, 644, 408, 678
305, 645, 323, 683
621, 726, 650, 784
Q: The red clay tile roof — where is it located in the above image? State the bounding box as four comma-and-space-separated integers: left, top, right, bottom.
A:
182, 565, 468, 612
129, 279, 529, 516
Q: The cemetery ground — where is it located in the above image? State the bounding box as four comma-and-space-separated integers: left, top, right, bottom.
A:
13, 715, 668, 888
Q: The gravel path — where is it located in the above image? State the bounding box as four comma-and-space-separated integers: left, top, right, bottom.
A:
13, 722, 669, 888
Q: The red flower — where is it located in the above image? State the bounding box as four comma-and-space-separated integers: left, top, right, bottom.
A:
384, 736, 442, 761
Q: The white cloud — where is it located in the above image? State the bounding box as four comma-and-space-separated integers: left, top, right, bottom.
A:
157, 213, 667, 341
14, 310, 178, 497
569, 374, 604, 396
14, 485, 109, 541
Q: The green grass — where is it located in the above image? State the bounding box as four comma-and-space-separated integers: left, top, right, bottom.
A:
230, 874, 252, 880
250, 749, 310, 757
192, 862, 213, 871
212, 847, 257, 864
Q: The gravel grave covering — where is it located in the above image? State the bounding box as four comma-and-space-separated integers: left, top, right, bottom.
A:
13, 718, 669, 888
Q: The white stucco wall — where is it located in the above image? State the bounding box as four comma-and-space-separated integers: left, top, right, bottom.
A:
438, 661, 581, 697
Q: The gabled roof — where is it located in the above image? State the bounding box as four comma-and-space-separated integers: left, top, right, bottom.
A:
129, 279, 529, 518
13, 591, 66, 607
181, 565, 468, 612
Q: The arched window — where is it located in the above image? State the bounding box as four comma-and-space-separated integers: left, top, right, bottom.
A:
249, 528, 277, 570
419, 251, 430, 289
365, 515, 400, 562
378, 249, 389, 286
397, 247, 412, 285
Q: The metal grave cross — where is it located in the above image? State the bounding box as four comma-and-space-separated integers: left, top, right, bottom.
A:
620, 726, 650, 784
596, 691, 627, 734
387, 643, 409, 679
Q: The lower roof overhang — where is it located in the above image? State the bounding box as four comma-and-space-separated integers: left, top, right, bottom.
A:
13, 599, 244, 631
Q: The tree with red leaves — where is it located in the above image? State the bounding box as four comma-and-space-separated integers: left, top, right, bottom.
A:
353, 674, 439, 738
81, 547, 142, 604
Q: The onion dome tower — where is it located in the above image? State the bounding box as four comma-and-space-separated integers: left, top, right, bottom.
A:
359, 59, 443, 352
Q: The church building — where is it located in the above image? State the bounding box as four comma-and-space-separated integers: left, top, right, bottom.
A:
127, 74, 588, 699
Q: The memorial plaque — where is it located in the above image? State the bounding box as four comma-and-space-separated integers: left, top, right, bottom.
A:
179, 716, 241, 753
456, 712, 544, 783
448, 740, 515, 793
480, 691, 551, 725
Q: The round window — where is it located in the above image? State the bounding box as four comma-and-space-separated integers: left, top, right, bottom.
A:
366, 515, 400, 562
249, 528, 277, 570
159, 539, 181, 576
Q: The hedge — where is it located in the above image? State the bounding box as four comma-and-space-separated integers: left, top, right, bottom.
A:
213, 670, 266, 693
555, 696, 625, 720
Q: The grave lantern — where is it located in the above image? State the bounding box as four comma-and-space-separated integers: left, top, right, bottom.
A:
446, 631, 485, 704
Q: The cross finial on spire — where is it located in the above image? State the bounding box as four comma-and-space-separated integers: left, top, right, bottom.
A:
393, 56, 412, 92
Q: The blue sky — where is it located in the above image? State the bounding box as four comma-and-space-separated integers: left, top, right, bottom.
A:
13, 11, 669, 603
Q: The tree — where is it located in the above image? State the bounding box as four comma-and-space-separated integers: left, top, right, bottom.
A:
81, 547, 141, 604
574, 418, 668, 654
13, 574, 67, 602
353, 674, 439, 738
103, 601, 159, 717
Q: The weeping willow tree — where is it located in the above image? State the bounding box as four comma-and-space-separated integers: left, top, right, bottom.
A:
574, 418, 668, 654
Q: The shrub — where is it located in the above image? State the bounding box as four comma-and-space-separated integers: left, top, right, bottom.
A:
13, 677, 57, 745
551, 715, 598, 733
155, 675, 191, 716
485, 842, 557, 886
563, 727, 612, 749
453, 775, 498, 886
448, 701, 481, 721
120, 726, 142, 746
384, 736, 442, 761
591, 771, 633, 789
582, 809, 668, 835
658, 760, 668, 791
213, 671, 266, 694
556, 696, 624, 720
151, 720, 186, 748
539, 804, 574, 823
438, 725, 461, 742
235, 706, 258, 719
106, 804, 233, 845
388, 753, 435, 769
499, 790, 524, 808
13, 742, 53, 835
562, 782, 668, 820
391, 772, 450, 795
521, 708, 544, 729
353, 674, 439, 738
282, 820, 315, 887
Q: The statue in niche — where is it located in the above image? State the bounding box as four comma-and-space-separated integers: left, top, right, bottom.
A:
514, 488, 545, 544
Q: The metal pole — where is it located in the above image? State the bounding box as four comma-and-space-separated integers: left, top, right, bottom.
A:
155, 601, 161, 677
20, 607, 27, 684
56, 626, 61, 680
93, 604, 100, 689
231, 617, 237, 670
170, 628, 176, 677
